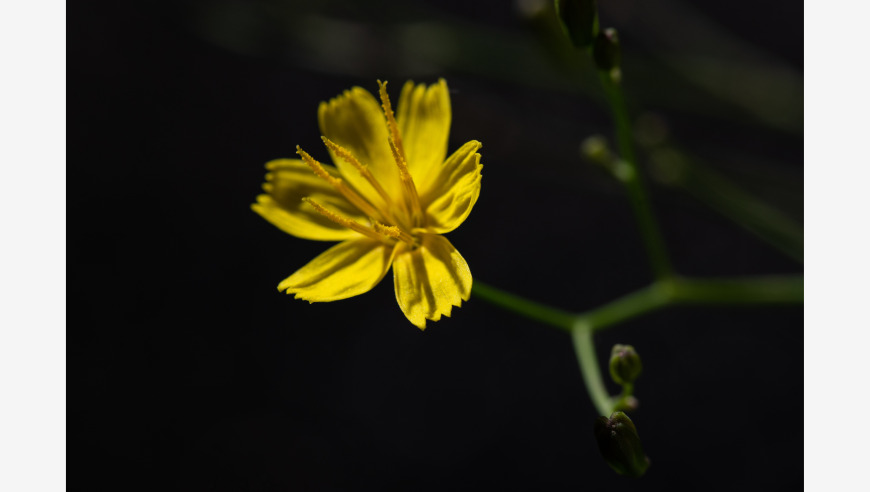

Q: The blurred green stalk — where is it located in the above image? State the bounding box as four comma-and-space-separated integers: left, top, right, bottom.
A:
657, 156, 804, 262
599, 72, 674, 280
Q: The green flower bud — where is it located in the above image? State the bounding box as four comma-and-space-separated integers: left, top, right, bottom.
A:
593, 412, 650, 478
554, 0, 599, 48
593, 27, 621, 72
580, 135, 611, 164
609, 344, 642, 386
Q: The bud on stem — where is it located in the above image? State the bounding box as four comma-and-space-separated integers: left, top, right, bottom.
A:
554, 0, 599, 48
609, 344, 642, 386
593, 412, 650, 478
593, 27, 621, 82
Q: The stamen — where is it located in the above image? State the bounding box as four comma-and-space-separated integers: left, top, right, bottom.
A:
320, 137, 396, 211
387, 138, 424, 225
373, 221, 416, 245
377, 80, 406, 161
302, 197, 383, 241
296, 146, 384, 222
376, 81, 424, 226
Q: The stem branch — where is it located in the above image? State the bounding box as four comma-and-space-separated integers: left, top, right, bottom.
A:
471, 274, 802, 414
578, 282, 672, 332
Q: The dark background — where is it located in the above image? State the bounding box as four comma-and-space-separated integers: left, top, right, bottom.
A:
70, 0, 803, 490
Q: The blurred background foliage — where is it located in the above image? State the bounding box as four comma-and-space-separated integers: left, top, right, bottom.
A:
195, 0, 802, 128
71, 0, 802, 490
189, 0, 803, 258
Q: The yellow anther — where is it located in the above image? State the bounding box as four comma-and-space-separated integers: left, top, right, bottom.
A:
320, 137, 367, 173
320, 136, 396, 211
296, 146, 338, 185
388, 137, 424, 225
377, 80, 406, 161
377, 81, 424, 226
373, 222, 400, 238
302, 197, 383, 241
373, 221, 415, 245
296, 145, 385, 223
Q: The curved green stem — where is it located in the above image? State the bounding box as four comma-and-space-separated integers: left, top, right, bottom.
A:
599, 73, 674, 280
571, 323, 614, 415
471, 275, 802, 414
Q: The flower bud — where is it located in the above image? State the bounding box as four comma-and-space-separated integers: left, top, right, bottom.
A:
609, 344, 642, 386
593, 27, 621, 72
580, 135, 611, 164
593, 412, 650, 478
554, 0, 598, 48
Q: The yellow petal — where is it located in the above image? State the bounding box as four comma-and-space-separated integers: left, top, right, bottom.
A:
396, 79, 451, 187
420, 140, 483, 234
392, 234, 472, 329
278, 238, 397, 302
251, 159, 365, 241
318, 87, 402, 208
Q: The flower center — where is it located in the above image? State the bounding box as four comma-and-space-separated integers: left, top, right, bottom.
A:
295, 81, 426, 248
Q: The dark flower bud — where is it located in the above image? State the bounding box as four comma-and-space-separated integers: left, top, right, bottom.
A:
554, 0, 598, 48
593, 412, 650, 478
609, 344, 642, 386
593, 27, 621, 72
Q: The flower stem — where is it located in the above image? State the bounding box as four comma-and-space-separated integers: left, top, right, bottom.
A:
599, 72, 673, 281
471, 275, 802, 414
571, 323, 614, 416
472, 275, 803, 332
577, 282, 672, 332
669, 276, 804, 305
470, 280, 576, 331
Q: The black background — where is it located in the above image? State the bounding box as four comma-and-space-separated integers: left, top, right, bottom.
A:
70, 1, 803, 490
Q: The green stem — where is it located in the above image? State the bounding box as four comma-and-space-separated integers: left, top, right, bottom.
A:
670, 276, 804, 305
470, 280, 576, 331
471, 275, 803, 332
571, 323, 614, 416
472, 275, 802, 415
599, 72, 673, 280
578, 282, 672, 332
614, 382, 634, 411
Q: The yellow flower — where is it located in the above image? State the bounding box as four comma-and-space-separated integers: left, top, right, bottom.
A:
252, 79, 483, 329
